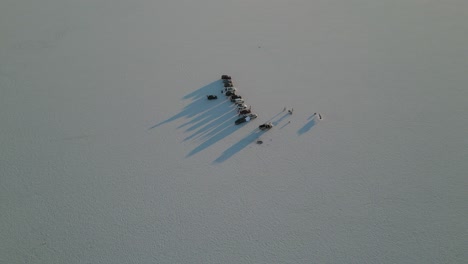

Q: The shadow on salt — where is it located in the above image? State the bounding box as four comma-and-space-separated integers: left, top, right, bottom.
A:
297, 115, 316, 135
148, 80, 221, 129
213, 129, 267, 163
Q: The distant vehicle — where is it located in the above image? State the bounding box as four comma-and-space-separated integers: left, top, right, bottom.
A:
224, 82, 233, 87
230, 94, 242, 101
206, 95, 218, 100
225, 90, 234, 96
224, 87, 237, 93
236, 103, 248, 109
235, 116, 252, 125
242, 113, 258, 119
235, 117, 247, 125
221, 75, 231, 80
259, 122, 273, 130
237, 105, 249, 112
238, 109, 251, 116
233, 98, 245, 104
230, 94, 242, 103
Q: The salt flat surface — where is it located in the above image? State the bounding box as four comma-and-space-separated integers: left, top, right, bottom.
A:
1, 0, 467, 263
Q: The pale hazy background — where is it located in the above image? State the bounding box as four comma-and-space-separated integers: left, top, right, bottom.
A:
1, 0, 467, 263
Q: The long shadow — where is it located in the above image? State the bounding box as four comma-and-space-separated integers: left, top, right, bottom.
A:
150, 80, 295, 158
279, 122, 291, 129
211, 111, 291, 162
272, 113, 291, 126
183, 110, 237, 142
183, 80, 220, 100
194, 116, 237, 140
252, 110, 285, 129
265, 111, 286, 123
196, 112, 239, 141
180, 93, 240, 142
297, 118, 316, 135
189, 101, 258, 142
149, 80, 221, 129
213, 129, 266, 163
178, 99, 229, 130
186, 123, 243, 157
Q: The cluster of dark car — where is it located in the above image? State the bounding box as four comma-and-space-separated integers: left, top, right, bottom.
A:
207, 75, 272, 130
220, 75, 260, 125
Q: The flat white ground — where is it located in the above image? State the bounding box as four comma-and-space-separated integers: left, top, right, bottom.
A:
1, 0, 467, 263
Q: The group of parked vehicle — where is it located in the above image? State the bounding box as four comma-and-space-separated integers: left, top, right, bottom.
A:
220, 75, 260, 125
207, 75, 272, 130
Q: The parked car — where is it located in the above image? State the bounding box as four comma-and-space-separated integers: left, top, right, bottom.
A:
225, 90, 234, 96
235, 116, 252, 125
230, 94, 242, 101
242, 113, 258, 119
237, 107, 249, 112
238, 109, 251, 116
221, 75, 231, 80
236, 103, 248, 109
224, 82, 233, 87
233, 98, 245, 104
206, 95, 218, 100
259, 122, 273, 130
237, 105, 250, 112
235, 117, 246, 125
224, 87, 237, 93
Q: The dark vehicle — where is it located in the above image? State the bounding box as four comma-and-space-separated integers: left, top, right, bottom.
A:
235, 117, 247, 125
224, 86, 237, 92
233, 98, 245, 104
238, 109, 251, 116
237, 105, 249, 112
221, 75, 231, 80
259, 122, 273, 130
230, 95, 242, 101
224, 82, 233, 87
225, 90, 234, 96
207, 95, 218, 100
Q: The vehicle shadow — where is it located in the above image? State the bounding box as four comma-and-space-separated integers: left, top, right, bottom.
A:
212, 110, 284, 163
149, 79, 243, 157
186, 122, 243, 157
182, 80, 220, 100
148, 80, 221, 129
178, 99, 232, 133
213, 129, 266, 163
272, 113, 291, 126
264, 111, 285, 123
184, 111, 237, 142
297, 115, 316, 135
